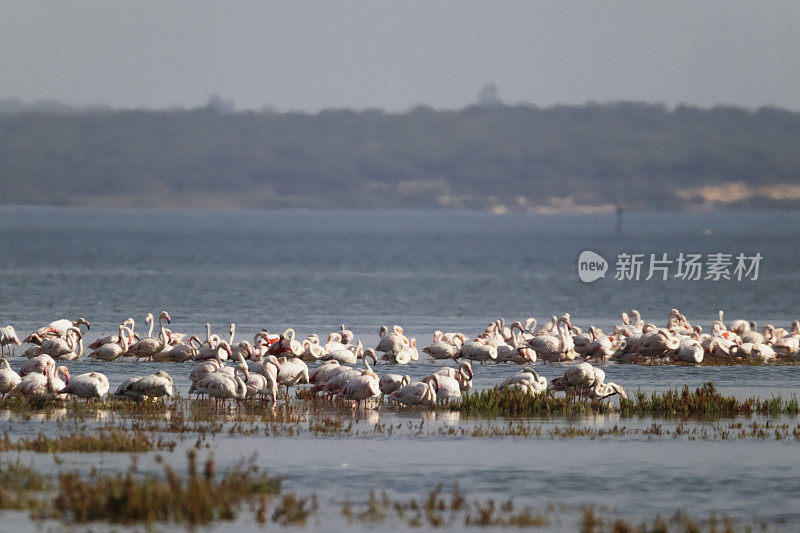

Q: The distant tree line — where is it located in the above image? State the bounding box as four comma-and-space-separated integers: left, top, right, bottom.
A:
1, 101, 799, 209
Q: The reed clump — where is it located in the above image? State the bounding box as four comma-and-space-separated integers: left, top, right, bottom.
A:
453, 382, 798, 419
0, 460, 50, 511
54, 450, 280, 524
0, 430, 176, 453
271, 493, 317, 526
341, 483, 550, 528
465, 497, 549, 527
454, 388, 613, 417
579, 506, 740, 533
619, 382, 800, 418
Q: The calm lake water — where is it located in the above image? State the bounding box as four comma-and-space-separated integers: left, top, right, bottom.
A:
1, 206, 799, 529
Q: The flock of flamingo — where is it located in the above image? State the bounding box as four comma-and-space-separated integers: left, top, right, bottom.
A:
0, 306, 795, 407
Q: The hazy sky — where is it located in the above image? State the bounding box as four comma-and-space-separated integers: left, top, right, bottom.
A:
2, 1, 799, 112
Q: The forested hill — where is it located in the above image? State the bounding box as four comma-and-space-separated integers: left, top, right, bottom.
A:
2, 102, 800, 211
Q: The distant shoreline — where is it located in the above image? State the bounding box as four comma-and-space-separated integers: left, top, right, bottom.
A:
1, 201, 799, 216
3, 103, 800, 212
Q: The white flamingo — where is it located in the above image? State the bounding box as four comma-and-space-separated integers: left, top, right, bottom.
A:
339, 324, 355, 345
323, 332, 347, 354
301, 338, 325, 361
584, 331, 616, 362
584, 381, 627, 399
20, 341, 44, 359
242, 354, 281, 384
278, 328, 304, 357
423, 334, 465, 361
495, 329, 536, 364
88, 318, 135, 349
16, 362, 69, 399
128, 311, 171, 360
323, 341, 364, 364
194, 336, 233, 362
499, 366, 547, 395
618, 309, 644, 333
39, 327, 83, 361
676, 338, 704, 363
750, 343, 777, 362
20, 354, 55, 376
375, 325, 407, 355
276, 357, 310, 399
773, 322, 800, 359
391, 338, 418, 364
378, 373, 411, 395
189, 357, 225, 384
115, 371, 174, 400
458, 340, 498, 364
228, 323, 255, 361
0, 325, 21, 356
387, 380, 437, 407
189, 364, 247, 406
0, 359, 21, 398
338, 362, 380, 407
319, 356, 376, 396
59, 371, 109, 400
421, 373, 461, 404
528, 314, 575, 362
435, 362, 473, 391
153, 335, 202, 363
537, 315, 558, 336
572, 326, 596, 355
638, 328, 680, 362
193, 323, 222, 360
739, 327, 766, 345
433, 330, 467, 346
309, 360, 342, 390
243, 368, 277, 403
25, 317, 90, 343
718, 309, 751, 335
89, 325, 129, 361
551, 363, 626, 400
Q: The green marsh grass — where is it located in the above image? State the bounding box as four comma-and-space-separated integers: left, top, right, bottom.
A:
0, 459, 50, 511
454, 388, 613, 417
55, 450, 280, 524
0, 430, 176, 453
341, 483, 549, 528
619, 382, 800, 418
454, 382, 798, 419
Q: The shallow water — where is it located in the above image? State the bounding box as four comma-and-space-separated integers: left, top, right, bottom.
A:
1, 206, 799, 529
2, 206, 799, 337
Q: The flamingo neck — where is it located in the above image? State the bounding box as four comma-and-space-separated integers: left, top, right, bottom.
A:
120, 328, 129, 352
235, 375, 247, 399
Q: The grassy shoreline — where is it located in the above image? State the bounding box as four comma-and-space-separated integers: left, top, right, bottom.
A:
0, 453, 755, 530
0, 382, 796, 422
